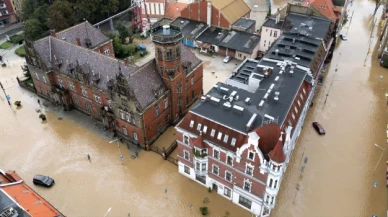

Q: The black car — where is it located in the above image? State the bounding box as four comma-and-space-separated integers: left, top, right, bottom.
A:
33, 175, 55, 187
312, 122, 326, 135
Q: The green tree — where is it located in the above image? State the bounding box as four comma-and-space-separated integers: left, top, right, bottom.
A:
21, 0, 46, 20
48, 0, 77, 31
74, 0, 100, 23
32, 5, 49, 30
115, 21, 130, 43
24, 19, 44, 41
99, 0, 119, 17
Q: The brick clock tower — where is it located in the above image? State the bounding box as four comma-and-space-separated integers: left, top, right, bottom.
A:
152, 24, 186, 123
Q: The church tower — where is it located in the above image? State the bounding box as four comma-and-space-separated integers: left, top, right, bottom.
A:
151, 24, 185, 123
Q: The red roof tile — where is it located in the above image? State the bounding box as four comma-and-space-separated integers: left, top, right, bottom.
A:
5, 170, 22, 182
253, 124, 281, 156
268, 137, 285, 163
302, 0, 338, 22
165, 2, 188, 19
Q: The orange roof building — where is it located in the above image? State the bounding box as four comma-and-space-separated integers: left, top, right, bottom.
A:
165, 2, 188, 19
0, 169, 64, 217
302, 0, 338, 22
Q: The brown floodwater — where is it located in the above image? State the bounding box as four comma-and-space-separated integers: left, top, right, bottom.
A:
1, 1, 388, 215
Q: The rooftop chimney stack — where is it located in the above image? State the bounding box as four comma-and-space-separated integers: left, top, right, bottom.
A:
50, 30, 56, 37
162, 25, 171, 35
76, 37, 81, 46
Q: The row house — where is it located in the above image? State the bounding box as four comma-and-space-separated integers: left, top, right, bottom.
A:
176, 58, 315, 217
25, 22, 203, 147
0, 0, 17, 27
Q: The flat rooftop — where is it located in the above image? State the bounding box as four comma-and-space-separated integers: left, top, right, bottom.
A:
191, 59, 312, 133
262, 17, 284, 29
196, 26, 228, 45
265, 34, 320, 67
217, 31, 260, 54
171, 17, 208, 40
283, 13, 332, 39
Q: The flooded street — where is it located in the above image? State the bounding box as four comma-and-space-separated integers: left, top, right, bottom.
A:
1, 1, 388, 216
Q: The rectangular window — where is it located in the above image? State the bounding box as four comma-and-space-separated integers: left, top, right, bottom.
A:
164, 98, 168, 109
226, 156, 233, 166
184, 165, 190, 174
225, 171, 232, 182
210, 129, 216, 137
85, 102, 92, 113
224, 187, 231, 197
238, 195, 252, 209
274, 31, 277, 37
155, 104, 159, 116
246, 165, 253, 176
176, 46, 180, 57
119, 110, 125, 119
201, 163, 206, 171
196, 123, 202, 131
184, 135, 189, 145
126, 113, 131, 122
196, 162, 200, 170
203, 125, 208, 134
223, 134, 229, 143
213, 149, 219, 159
68, 82, 75, 91
300, 93, 304, 101
184, 150, 190, 160
271, 196, 274, 205
177, 98, 182, 105
133, 132, 138, 141
189, 120, 194, 128
274, 180, 278, 188
212, 164, 219, 175
157, 48, 162, 60
297, 100, 301, 107
166, 49, 173, 60
81, 87, 88, 97
243, 181, 251, 192
292, 113, 296, 120
104, 49, 110, 55
269, 178, 273, 188
217, 132, 222, 140
270, 30, 272, 37
177, 85, 182, 93
248, 151, 254, 161
231, 138, 236, 146
191, 76, 194, 85
122, 127, 128, 135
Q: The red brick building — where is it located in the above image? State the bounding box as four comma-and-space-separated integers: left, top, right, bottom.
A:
25, 21, 203, 146
180, 0, 250, 29
0, 0, 17, 27
176, 58, 315, 216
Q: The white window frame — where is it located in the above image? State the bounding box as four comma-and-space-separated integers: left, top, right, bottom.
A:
184, 150, 190, 160
122, 127, 128, 135
213, 149, 220, 159
210, 129, 216, 137
183, 135, 189, 145
119, 110, 125, 119
126, 113, 131, 122
104, 49, 110, 55
224, 187, 231, 197
69, 81, 75, 91
225, 171, 232, 182
189, 120, 194, 128
164, 98, 168, 109
274, 179, 278, 188
203, 125, 208, 134
217, 132, 223, 140
184, 165, 190, 174
191, 76, 194, 85
243, 180, 252, 192
226, 155, 233, 166
247, 151, 254, 161
294, 107, 299, 114
231, 138, 236, 146
81, 87, 88, 97
196, 123, 202, 131
133, 132, 138, 141
223, 134, 229, 143
245, 164, 254, 176
212, 164, 219, 175
94, 93, 101, 103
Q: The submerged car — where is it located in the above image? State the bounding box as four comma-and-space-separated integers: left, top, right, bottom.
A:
223, 56, 231, 63
312, 122, 326, 135
33, 175, 55, 187
340, 34, 347, 41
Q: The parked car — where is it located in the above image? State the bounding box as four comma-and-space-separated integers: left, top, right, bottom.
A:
223, 56, 231, 63
33, 175, 55, 187
340, 34, 347, 41
312, 122, 325, 135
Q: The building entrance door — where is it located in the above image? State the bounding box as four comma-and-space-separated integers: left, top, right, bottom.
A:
212, 183, 218, 192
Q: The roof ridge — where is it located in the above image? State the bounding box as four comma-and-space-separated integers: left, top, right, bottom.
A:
56, 21, 89, 35
50, 37, 134, 67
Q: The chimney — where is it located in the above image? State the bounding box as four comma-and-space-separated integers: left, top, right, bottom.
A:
76, 37, 81, 46
275, 49, 279, 57
50, 30, 56, 37
207, 1, 212, 26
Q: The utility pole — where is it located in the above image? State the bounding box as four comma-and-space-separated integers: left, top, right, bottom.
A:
0, 82, 10, 106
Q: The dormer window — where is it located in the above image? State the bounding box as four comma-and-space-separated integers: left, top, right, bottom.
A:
189, 120, 194, 128
223, 134, 229, 143
210, 129, 216, 137
217, 132, 222, 140
203, 126, 208, 134
231, 138, 236, 146
196, 123, 202, 131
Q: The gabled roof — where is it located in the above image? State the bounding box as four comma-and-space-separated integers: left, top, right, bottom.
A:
56, 21, 110, 48
196, 27, 228, 45
165, 2, 188, 19
181, 44, 202, 71
302, 0, 338, 22
253, 124, 281, 156
210, 0, 251, 25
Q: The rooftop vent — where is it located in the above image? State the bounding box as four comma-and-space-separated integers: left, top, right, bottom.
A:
289, 70, 294, 76
220, 86, 229, 94
309, 26, 313, 30
223, 102, 232, 110
301, 23, 306, 27
246, 113, 257, 131
275, 49, 279, 56
274, 91, 280, 103
264, 114, 275, 121
232, 105, 244, 114
245, 97, 251, 104
163, 25, 171, 35
0, 207, 17, 217
210, 96, 220, 105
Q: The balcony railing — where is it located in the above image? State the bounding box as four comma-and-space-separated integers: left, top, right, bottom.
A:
152, 33, 183, 43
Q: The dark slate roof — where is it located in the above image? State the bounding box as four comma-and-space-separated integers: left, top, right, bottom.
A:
0, 190, 30, 217
171, 17, 208, 40
262, 18, 284, 29
33, 37, 137, 91
265, 34, 320, 68
181, 44, 202, 70
196, 26, 229, 45
232, 17, 256, 30
127, 60, 167, 109
283, 13, 331, 39
218, 31, 260, 54
190, 59, 311, 133
56, 21, 110, 48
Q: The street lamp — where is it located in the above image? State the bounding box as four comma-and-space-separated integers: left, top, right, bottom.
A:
103, 207, 112, 217
110, 138, 123, 164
